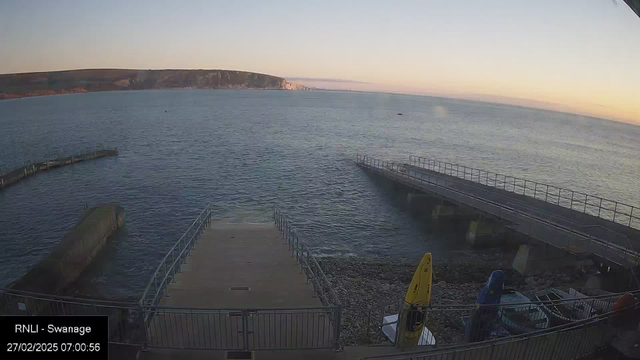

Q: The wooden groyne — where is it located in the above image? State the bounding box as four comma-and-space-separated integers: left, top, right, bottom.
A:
0, 147, 118, 191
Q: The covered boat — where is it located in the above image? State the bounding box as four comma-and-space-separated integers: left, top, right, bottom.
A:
533, 288, 597, 326
569, 288, 615, 315
499, 290, 549, 334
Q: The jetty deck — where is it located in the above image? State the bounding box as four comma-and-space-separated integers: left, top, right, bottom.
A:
356, 155, 640, 270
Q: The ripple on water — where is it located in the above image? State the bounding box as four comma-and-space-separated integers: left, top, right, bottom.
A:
1, 89, 640, 299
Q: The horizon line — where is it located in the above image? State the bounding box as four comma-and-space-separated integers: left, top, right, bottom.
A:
0, 67, 636, 125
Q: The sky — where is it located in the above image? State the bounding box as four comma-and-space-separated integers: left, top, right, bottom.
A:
1, 0, 639, 124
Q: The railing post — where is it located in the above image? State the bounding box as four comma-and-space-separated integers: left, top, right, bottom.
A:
598, 198, 603, 217
488, 343, 496, 359
548, 327, 561, 359
333, 306, 342, 351
570, 191, 575, 210
296, 233, 300, 262
545, 185, 549, 201
138, 303, 149, 350
583, 195, 588, 213
163, 262, 170, 297
394, 299, 406, 349
631, 207, 635, 227
242, 309, 250, 351
613, 202, 618, 223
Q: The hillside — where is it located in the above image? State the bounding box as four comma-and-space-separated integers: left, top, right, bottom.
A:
0, 69, 309, 100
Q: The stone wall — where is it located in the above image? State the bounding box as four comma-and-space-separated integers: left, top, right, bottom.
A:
9, 204, 124, 294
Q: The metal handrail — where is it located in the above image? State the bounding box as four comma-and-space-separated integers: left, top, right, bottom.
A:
272, 206, 342, 350
406, 160, 639, 253
368, 288, 640, 313
404, 154, 640, 282
140, 305, 338, 311
408, 155, 639, 230
355, 155, 639, 267
273, 206, 341, 307
362, 301, 639, 359
139, 203, 213, 307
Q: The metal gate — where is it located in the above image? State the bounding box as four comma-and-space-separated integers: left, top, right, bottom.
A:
144, 306, 340, 351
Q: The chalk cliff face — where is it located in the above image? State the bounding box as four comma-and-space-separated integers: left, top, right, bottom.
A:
0, 69, 309, 100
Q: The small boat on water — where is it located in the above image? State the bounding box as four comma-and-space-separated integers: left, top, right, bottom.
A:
499, 290, 549, 334
533, 288, 597, 326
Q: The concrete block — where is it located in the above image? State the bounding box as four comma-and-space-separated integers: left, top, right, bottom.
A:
466, 220, 505, 247
10, 204, 125, 294
406, 193, 436, 214
406, 193, 431, 205
512, 244, 580, 275
432, 205, 457, 220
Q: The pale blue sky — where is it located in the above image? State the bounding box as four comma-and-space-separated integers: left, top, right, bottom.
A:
1, 0, 639, 122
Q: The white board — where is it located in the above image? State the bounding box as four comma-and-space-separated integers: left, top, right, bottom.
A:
381, 314, 436, 346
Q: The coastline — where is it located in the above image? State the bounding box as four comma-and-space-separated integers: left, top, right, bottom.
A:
0, 68, 310, 101
0, 86, 308, 101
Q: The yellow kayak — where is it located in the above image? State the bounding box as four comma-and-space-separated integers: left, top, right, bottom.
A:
401, 252, 432, 346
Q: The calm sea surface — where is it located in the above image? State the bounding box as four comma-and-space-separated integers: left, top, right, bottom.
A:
1, 89, 639, 299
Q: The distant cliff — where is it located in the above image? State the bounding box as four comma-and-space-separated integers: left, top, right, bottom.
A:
0, 69, 309, 100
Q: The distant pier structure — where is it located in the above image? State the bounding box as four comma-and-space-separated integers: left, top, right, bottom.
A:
0, 146, 118, 190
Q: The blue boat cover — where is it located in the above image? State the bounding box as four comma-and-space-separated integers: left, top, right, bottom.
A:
476, 270, 505, 305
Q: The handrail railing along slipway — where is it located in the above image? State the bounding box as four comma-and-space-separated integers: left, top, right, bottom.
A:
273, 206, 342, 350
140, 203, 213, 308
137, 203, 342, 351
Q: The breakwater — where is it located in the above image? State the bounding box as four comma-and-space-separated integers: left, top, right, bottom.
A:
0, 147, 118, 190
9, 204, 125, 294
